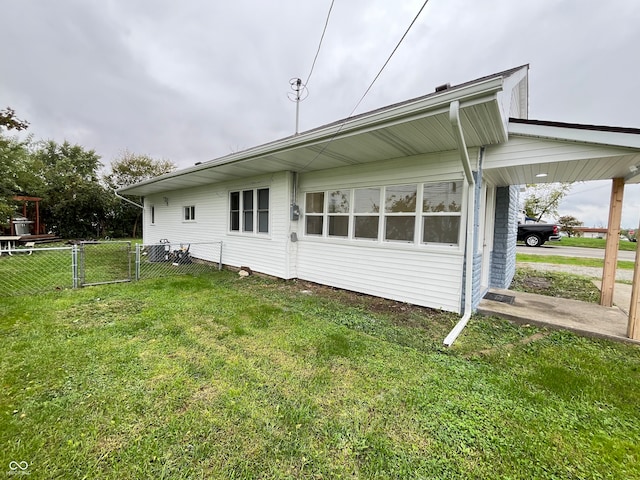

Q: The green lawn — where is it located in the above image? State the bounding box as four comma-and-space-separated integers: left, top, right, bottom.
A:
516, 253, 636, 270
558, 236, 638, 251
1, 272, 639, 478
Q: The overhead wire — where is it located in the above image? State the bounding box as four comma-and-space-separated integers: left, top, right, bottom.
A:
299, 0, 431, 172
305, 0, 335, 88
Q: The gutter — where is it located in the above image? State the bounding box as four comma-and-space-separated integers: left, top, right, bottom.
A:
444, 100, 476, 347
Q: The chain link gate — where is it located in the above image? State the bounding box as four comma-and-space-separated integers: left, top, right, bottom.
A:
74, 241, 132, 287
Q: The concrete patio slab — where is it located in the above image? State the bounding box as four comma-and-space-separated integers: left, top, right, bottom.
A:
478, 288, 640, 345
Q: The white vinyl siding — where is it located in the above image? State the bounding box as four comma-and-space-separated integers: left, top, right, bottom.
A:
143, 172, 290, 278
296, 152, 469, 313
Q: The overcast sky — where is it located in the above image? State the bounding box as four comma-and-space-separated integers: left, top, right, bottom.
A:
3, 0, 640, 227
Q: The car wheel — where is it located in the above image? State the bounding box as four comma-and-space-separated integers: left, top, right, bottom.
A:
524, 234, 542, 247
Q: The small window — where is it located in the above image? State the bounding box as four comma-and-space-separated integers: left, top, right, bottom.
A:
422, 181, 462, 245
305, 192, 324, 236
257, 188, 269, 233
354, 188, 380, 240
328, 190, 350, 237
230, 192, 240, 231
243, 190, 254, 232
183, 205, 195, 221
150, 205, 155, 225
384, 185, 416, 242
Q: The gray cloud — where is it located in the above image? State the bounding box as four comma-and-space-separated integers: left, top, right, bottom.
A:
3, 0, 640, 226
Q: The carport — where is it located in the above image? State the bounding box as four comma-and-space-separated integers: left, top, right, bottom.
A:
483, 118, 640, 340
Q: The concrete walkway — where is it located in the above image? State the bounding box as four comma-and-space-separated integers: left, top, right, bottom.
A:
478, 264, 639, 345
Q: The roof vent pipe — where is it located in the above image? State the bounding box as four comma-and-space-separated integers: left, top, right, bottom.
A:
435, 83, 451, 93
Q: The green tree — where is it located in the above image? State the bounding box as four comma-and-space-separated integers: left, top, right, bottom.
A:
557, 215, 583, 237
0, 108, 33, 228
104, 150, 176, 237
523, 183, 572, 222
30, 140, 110, 238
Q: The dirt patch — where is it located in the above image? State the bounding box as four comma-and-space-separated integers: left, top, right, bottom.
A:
283, 279, 457, 331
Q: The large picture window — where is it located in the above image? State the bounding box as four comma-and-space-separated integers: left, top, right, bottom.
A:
303, 180, 462, 247
230, 188, 269, 234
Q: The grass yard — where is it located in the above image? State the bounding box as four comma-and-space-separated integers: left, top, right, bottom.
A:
1, 272, 639, 479
558, 236, 638, 251
516, 253, 636, 270
510, 267, 602, 303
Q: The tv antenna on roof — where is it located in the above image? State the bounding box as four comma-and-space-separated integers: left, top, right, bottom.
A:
287, 78, 308, 135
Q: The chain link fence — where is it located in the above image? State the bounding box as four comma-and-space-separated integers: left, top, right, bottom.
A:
0, 241, 223, 297
136, 241, 223, 280
0, 246, 74, 296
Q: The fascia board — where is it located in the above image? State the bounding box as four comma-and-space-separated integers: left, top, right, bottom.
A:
508, 122, 640, 150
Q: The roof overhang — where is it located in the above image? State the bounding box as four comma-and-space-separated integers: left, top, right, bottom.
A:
483, 119, 640, 186
119, 67, 529, 196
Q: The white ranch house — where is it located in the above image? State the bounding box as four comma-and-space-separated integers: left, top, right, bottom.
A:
119, 65, 640, 342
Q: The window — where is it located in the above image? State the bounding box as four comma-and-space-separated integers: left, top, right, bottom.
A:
302, 181, 462, 247
230, 192, 240, 231
305, 192, 324, 235
422, 181, 462, 245
258, 188, 269, 233
150, 205, 155, 225
354, 188, 380, 239
230, 188, 269, 234
243, 190, 253, 232
384, 184, 417, 242
328, 190, 350, 237
183, 205, 195, 221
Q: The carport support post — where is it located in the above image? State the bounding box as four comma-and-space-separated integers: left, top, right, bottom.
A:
600, 177, 624, 307
628, 232, 640, 340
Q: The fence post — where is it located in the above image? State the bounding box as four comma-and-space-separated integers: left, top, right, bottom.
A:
72, 245, 79, 288
218, 241, 223, 271
135, 243, 141, 281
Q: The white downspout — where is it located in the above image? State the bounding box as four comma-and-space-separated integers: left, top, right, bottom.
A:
114, 189, 143, 209
443, 100, 476, 347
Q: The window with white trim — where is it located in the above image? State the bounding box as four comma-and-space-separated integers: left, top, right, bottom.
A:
354, 188, 381, 239
150, 205, 155, 225
384, 184, 417, 242
422, 181, 462, 245
230, 188, 269, 233
305, 192, 324, 235
303, 180, 462, 246
328, 190, 350, 237
183, 205, 195, 221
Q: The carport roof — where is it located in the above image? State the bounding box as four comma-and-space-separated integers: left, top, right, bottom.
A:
482, 119, 640, 186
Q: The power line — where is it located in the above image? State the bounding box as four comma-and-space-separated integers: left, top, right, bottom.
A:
305, 0, 335, 88
299, 0, 431, 172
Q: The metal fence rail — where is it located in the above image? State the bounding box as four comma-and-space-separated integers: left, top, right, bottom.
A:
0, 241, 223, 297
